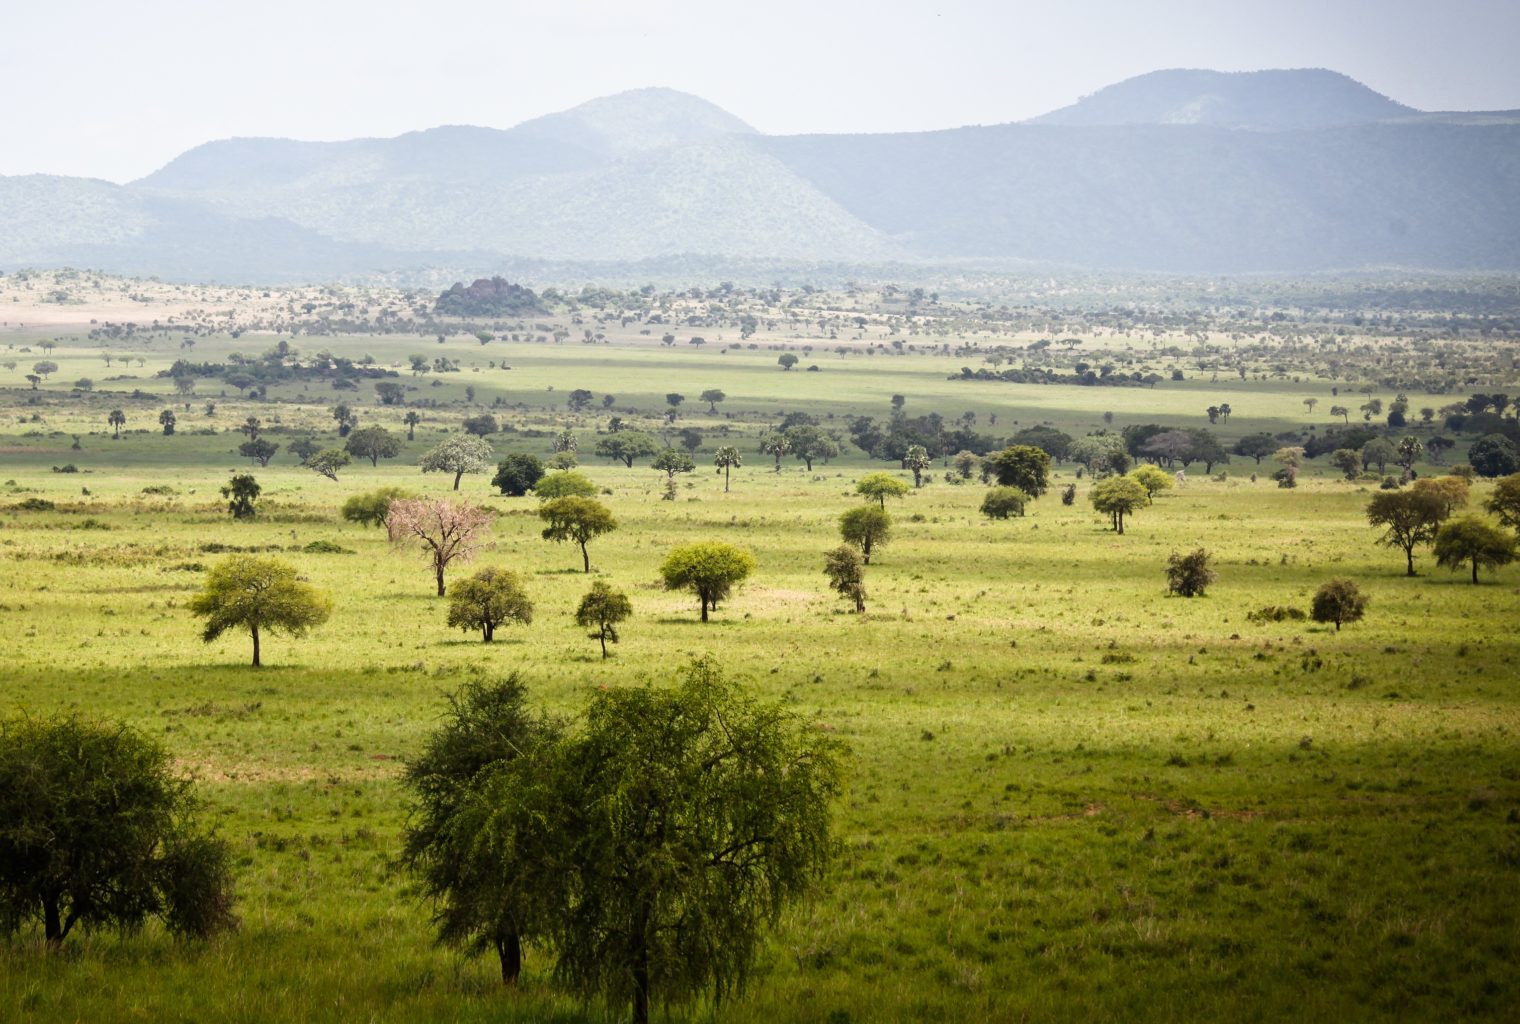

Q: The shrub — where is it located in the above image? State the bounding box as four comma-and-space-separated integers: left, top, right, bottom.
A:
1164, 549, 1217, 597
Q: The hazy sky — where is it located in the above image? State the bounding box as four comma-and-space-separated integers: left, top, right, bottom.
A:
5, 0, 1519, 183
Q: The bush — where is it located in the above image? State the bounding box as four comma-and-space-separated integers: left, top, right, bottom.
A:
491, 453, 545, 497
1246, 605, 1308, 623
980, 486, 1029, 519
1311, 579, 1368, 631
1164, 549, 1217, 597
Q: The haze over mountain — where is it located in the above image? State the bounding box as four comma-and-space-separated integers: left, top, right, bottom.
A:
3, 70, 1517, 282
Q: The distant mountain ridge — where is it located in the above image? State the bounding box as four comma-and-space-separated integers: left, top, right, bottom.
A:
2, 71, 1517, 281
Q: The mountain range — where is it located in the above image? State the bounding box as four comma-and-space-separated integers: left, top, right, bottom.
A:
3, 69, 1517, 283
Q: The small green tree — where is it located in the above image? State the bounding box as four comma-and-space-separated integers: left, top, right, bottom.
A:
902, 444, 932, 487
575, 581, 632, 658
758, 431, 791, 472
238, 438, 279, 467
158, 409, 176, 435
1091, 476, 1147, 534
0, 715, 236, 947
1331, 448, 1363, 480
491, 454, 545, 497
539, 496, 617, 573
839, 505, 892, 564
1129, 464, 1173, 503
659, 541, 756, 621
188, 556, 332, 667
777, 353, 799, 370
1232, 432, 1278, 465
534, 470, 598, 500
446, 568, 534, 641
980, 486, 1029, 519
345, 426, 402, 467
700, 389, 726, 413
823, 545, 867, 612
400, 677, 559, 985
304, 448, 351, 481
1484, 473, 1520, 531
1164, 549, 1217, 597
1361, 437, 1397, 475
1311, 579, 1368, 631
713, 445, 742, 492
221, 473, 260, 520
1433, 518, 1517, 584
594, 432, 659, 469
1468, 434, 1519, 478
855, 472, 910, 509
651, 447, 696, 499
421, 436, 494, 490
985, 445, 1051, 497
341, 486, 412, 528
1366, 488, 1448, 575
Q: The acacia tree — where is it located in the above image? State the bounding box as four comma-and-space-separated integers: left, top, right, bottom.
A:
839, 505, 892, 564
713, 445, 742, 492
1366, 489, 1448, 575
855, 472, 910, 509
188, 556, 332, 667
304, 448, 351, 481
700, 389, 726, 413
594, 432, 658, 469
400, 677, 559, 985
543, 657, 843, 1024
823, 545, 867, 612
785, 426, 840, 472
1091, 476, 1147, 534
538, 496, 617, 572
575, 581, 632, 658
1311, 579, 1368, 631
0, 715, 236, 947
446, 568, 534, 641
421, 436, 494, 490
659, 541, 755, 621
388, 497, 494, 596
1129, 465, 1173, 503
534, 471, 598, 500
239, 439, 279, 467
1485, 474, 1520, 532
985, 445, 1051, 497
345, 426, 402, 467
341, 486, 412, 528
1433, 518, 1517, 584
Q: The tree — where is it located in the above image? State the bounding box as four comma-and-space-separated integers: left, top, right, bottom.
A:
985, 445, 1051, 497
659, 542, 756, 621
700, 389, 726, 413
650, 447, 696, 500
980, 486, 1029, 519
1366, 488, 1449, 575
823, 545, 867, 612
1233, 433, 1278, 465
1311, 579, 1368, 631
107, 409, 126, 438
575, 582, 632, 659
1484, 474, 1520, 532
403, 410, 422, 441
1070, 433, 1129, 476
539, 496, 617, 573
345, 426, 402, 467
1185, 429, 1230, 473
1361, 437, 1397, 475
1008, 426, 1073, 463
1468, 435, 1519, 478
1164, 549, 1217, 597
421, 436, 494, 490
594, 432, 658, 469
32, 360, 58, 379
1410, 476, 1470, 519
388, 498, 494, 596
189, 556, 332, 667
777, 353, 798, 370
331, 404, 358, 437
535, 470, 598, 500
785, 425, 840, 472
1433, 518, 1517, 584
400, 677, 559, 985
287, 437, 321, 463
713, 445, 742, 492
1129, 465, 1173, 503
158, 409, 176, 436
304, 448, 351, 481
1091, 476, 1147, 534
1396, 436, 1424, 471
221, 473, 260, 520
536, 657, 842, 1024
491, 454, 545, 497
758, 431, 791, 472
446, 568, 534, 641
375, 381, 406, 406
461, 414, 498, 438
1141, 430, 1194, 467
566, 389, 595, 413
239, 438, 280, 467
665, 393, 685, 414
902, 444, 932, 487
341, 486, 411, 528
1331, 448, 1364, 480
855, 472, 910, 509
0, 715, 236, 947
839, 506, 892, 564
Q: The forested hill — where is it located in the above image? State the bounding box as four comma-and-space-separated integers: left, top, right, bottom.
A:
3, 72, 1517, 282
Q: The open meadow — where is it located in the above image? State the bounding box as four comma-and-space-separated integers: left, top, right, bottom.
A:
1, 277, 1519, 1022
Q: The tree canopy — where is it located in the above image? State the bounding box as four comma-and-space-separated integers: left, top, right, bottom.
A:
446, 567, 534, 641
188, 556, 332, 666
659, 541, 755, 621
539, 496, 617, 573
421, 436, 494, 490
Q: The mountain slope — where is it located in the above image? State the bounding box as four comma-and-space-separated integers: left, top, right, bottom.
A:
1031, 68, 1416, 130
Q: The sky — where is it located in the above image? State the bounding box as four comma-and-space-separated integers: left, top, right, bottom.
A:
4, 0, 1519, 183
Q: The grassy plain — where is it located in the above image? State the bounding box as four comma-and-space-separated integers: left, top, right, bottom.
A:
1, 316, 1518, 1022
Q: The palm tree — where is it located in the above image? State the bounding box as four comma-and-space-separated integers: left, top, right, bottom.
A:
713, 446, 741, 492
107, 409, 126, 438
403, 411, 421, 441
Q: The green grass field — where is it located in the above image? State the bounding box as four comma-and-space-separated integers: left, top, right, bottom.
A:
2, 329, 1518, 1023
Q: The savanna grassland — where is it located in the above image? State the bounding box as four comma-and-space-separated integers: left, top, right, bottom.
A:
1, 271, 1519, 1023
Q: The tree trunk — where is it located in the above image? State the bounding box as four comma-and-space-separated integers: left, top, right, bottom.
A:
862, 539, 872, 565
495, 932, 522, 986
855, 593, 865, 613
599, 631, 608, 658
632, 935, 651, 1024
724, 465, 730, 492
43, 895, 62, 947
251, 624, 261, 667
436, 563, 447, 597
482, 622, 494, 642
1117, 510, 1125, 535
452, 469, 463, 490
1472, 558, 1479, 584
700, 597, 709, 622
580, 542, 590, 573
1405, 547, 1416, 576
